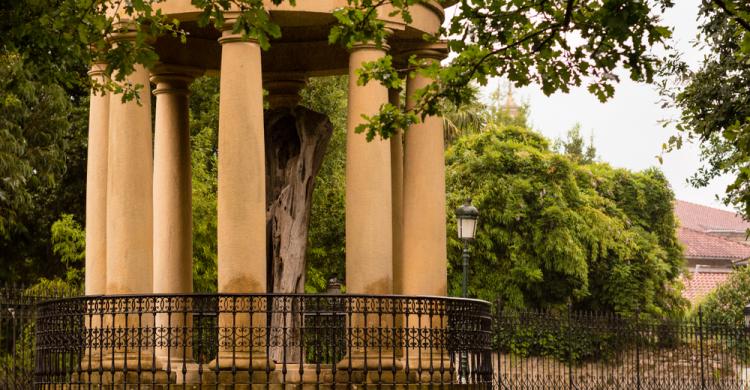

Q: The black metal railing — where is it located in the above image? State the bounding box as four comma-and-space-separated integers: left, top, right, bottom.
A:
12, 288, 750, 389
494, 307, 750, 390
34, 294, 494, 387
0, 286, 79, 389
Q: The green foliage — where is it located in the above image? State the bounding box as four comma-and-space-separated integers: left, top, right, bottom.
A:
355, 0, 675, 139
181, 75, 351, 293
19, 215, 87, 293
699, 267, 750, 326
446, 124, 685, 316
687, 266, 750, 363
0, 52, 68, 238
495, 310, 626, 363
0, 51, 88, 285
189, 76, 221, 293
553, 124, 597, 164
2, 0, 677, 141
442, 101, 487, 146
660, 1, 750, 218
441, 83, 531, 147
300, 77, 349, 292
50, 214, 85, 287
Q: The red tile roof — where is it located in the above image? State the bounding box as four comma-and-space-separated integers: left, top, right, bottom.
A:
682, 270, 732, 304
678, 227, 750, 260
675, 200, 750, 233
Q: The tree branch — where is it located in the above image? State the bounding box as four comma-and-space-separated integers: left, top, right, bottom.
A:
532, 0, 574, 51
712, 0, 750, 33
464, 23, 561, 83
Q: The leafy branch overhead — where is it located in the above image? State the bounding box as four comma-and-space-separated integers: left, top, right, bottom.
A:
659, 0, 750, 218
2, 0, 680, 131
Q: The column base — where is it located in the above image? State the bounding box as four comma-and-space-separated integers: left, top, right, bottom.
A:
156, 354, 194, 372
208, 351, 276, 371
402, 352, 451, 371
71, 370, 175, 386
336, 350, 403, 370
98, 351, 159, 371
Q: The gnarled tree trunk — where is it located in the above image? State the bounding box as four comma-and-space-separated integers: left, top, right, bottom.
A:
265, 106, 332, 363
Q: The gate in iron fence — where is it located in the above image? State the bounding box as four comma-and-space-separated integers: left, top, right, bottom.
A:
494, 306, 750, 390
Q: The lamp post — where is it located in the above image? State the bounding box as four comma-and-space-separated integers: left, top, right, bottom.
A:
455, 198, 478, 384
744, 304, 750, 372
456, 198, 479, 298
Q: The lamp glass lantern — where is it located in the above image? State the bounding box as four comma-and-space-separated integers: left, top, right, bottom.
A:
744, 304, 750, 328
456, 199, 479, 240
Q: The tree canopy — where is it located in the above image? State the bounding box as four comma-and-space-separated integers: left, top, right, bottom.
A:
0, 0, 680, 140
699, 265, 750, 325
446, 122, 685, 316
661, 1, 750, 218
0, 52, 88, 284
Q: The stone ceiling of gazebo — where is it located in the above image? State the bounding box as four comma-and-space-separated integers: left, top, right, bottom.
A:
150, 2, 445, 75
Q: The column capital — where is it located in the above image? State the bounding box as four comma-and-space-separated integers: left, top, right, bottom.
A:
108, 20, 140, 43
150, 64, 203, 95
350, 28, 394, 52
88, 62, 109, 78
218, 31, 260, 45
217, 17, 264, 45
397, 42, 448, 62
265, 74, 307, 108
350, 41, 391, 52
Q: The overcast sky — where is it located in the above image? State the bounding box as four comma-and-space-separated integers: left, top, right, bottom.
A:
476, 0, 734, 211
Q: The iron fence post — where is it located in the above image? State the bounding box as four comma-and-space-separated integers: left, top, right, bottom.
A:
699, 306, 706, 390
460, 240, 470, 382
495, 300, 502, 389
635, 308, 641, 390
568, 302, 574, 390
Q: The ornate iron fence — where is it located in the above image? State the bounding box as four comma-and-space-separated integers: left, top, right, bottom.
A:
494, 307, 750, 390
34, 294, 494, 387
0, 286, 79, 389
10, 288, 750, 389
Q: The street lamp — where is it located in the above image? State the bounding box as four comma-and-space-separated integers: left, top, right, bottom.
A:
744, 304, 750, 328
456, 198, 479, 299
455, 198, 478, 383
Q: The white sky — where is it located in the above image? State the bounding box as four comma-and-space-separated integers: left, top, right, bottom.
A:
475, 0, 734, 211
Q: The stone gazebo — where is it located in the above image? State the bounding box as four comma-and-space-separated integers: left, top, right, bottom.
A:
34, 1, 493, 387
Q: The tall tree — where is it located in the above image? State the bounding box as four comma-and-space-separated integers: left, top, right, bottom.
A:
0, 52, 88, 284
446, 123, 685, 316
554, 123, 598, 164
661, 1, 750, 218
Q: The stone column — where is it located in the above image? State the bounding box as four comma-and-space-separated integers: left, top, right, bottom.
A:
151, 65, 199, 368
345, 42, 393, 296
214, 26, 270, 371
389, 88, 404, 296
85, 62, 109, 297
401, 51, 448, 374
106, 68, 154, 296
83, 62, 109, 370
342, 41, 395, 372
401, 55, 447, 298
105, 46, 154, 369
